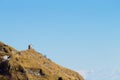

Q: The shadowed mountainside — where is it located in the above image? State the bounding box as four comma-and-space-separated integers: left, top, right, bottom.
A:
0, 41, 84, 80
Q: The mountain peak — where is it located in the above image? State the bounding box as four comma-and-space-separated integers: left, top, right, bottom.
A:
0, 42, 84, 80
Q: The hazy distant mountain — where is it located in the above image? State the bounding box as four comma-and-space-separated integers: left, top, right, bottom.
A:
79, 68, 120, 80
0, 41, 84, 80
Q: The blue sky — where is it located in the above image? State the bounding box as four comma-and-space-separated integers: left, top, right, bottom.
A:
0, 0, 120, 79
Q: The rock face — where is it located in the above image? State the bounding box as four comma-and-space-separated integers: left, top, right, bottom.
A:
0, 42, 84, 80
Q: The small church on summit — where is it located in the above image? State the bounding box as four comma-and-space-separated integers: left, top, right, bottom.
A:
28, 44, 32, 50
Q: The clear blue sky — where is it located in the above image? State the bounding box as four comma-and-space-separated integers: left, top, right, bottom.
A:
0, 0, 120, 79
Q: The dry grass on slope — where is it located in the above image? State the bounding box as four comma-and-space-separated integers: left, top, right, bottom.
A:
0, 41, 84, 80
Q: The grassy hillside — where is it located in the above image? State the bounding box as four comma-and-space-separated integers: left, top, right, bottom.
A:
0, 41, 84, 80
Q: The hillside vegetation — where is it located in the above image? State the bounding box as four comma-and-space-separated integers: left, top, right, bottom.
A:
0, 42, 84, 80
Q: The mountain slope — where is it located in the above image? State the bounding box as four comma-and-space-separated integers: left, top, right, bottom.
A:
0, 42, 84, 80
